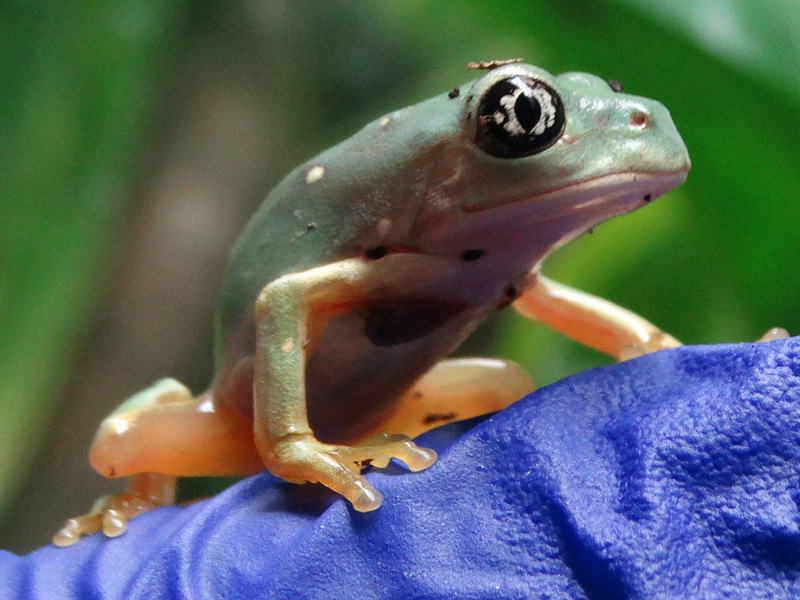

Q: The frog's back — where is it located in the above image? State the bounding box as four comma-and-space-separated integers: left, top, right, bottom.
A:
215, 173, 336, 368
213, 94, 463, 414
215, 170, 356, 382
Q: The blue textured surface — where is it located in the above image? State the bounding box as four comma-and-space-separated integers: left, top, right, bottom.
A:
3, 338, 800, 599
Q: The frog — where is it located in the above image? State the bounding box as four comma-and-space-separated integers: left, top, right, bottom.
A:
54, 62, 692, 546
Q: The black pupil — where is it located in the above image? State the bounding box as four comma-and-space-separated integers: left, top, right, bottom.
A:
514, 93, 541, 132
475, 75, 565, 159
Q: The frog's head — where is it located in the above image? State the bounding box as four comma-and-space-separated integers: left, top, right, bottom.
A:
418, 63, 690, 246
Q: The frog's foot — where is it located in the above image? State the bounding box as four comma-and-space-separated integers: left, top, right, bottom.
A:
55, 378, 264, 547
757, 327, 790, 343
349, 433, 438, 470
53, 473, 175, 547
53, 492, 155, 547
618, 331, 683, 361
270, 433, 437, 512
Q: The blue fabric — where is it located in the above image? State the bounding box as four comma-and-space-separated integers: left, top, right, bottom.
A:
3, 338, 800, 599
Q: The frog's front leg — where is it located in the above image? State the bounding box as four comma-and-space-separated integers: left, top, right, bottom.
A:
513, 273, 681, 360
253, 255, 452, 511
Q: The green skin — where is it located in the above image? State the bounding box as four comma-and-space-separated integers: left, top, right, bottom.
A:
56, 63, 692, 545
215, 64, 689, 444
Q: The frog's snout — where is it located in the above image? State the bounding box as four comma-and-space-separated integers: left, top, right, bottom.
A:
641, 99, 692, 174
557, 71, 691, 175
590, 96, 691, 176
676, 146, 692, 173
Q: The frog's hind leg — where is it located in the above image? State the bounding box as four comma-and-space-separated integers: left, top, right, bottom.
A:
356, 358, 533, 472
88, 378, 261, 478
374, 357, 535, 441
53, 378, 262, 547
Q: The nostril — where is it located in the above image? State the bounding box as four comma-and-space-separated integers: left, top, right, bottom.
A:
629, 110, 651, 130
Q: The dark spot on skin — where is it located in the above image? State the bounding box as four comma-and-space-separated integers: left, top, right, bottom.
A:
108, 466, 116, 477
461, 248, 486, 261
365, 246, 387, 260
412, 390, 423, 399
306, 223, 316, 232
608, 79, 623, 93
423, 412, 457, 425
448, 86, 460, 99
643, 194, 652, 202
505, 286, 517, 299
364, 300, 466, 347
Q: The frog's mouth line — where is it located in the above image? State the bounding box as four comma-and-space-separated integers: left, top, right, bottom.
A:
464, 169, 689, 216
545, 169, 688, 214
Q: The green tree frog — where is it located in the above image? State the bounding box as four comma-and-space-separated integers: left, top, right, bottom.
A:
54, 62, 691, 546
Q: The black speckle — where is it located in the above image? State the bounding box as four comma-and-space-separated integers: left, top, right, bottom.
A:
108, 466, 116, 477
423, 412, 457, 425
364, 300, 465, 347
608, 79, 623, 93
587, 227, 594, 235
448, 86, 460, 99
365, 246, 387, 260
466, 111, 472, 120
505, 286, 517, 299
461, 248, 486, 261
306, 223, 316, 232
643, 194, 652, 202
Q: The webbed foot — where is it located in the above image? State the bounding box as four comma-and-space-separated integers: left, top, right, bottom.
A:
52, 473, 175, 547
269, 433, 437, 512
53, 492, 155, 547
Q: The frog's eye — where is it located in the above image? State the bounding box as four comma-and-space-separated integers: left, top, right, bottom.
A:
475, 76, 565, 158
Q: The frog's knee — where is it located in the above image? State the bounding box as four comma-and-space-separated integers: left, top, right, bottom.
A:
110, 378, 192, 415
90, 379, 193, 478
90, 418, 138, 478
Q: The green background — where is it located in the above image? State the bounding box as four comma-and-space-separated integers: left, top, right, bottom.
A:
1, 0, 798, 552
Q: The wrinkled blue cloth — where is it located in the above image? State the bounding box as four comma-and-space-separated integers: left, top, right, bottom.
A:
3, 338, 800, 599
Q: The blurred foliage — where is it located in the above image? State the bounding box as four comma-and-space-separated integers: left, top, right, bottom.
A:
0, 2, 182, 519
1, 0, 798, 543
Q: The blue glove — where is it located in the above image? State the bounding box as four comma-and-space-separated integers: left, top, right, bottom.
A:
3, 338, 800, 599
